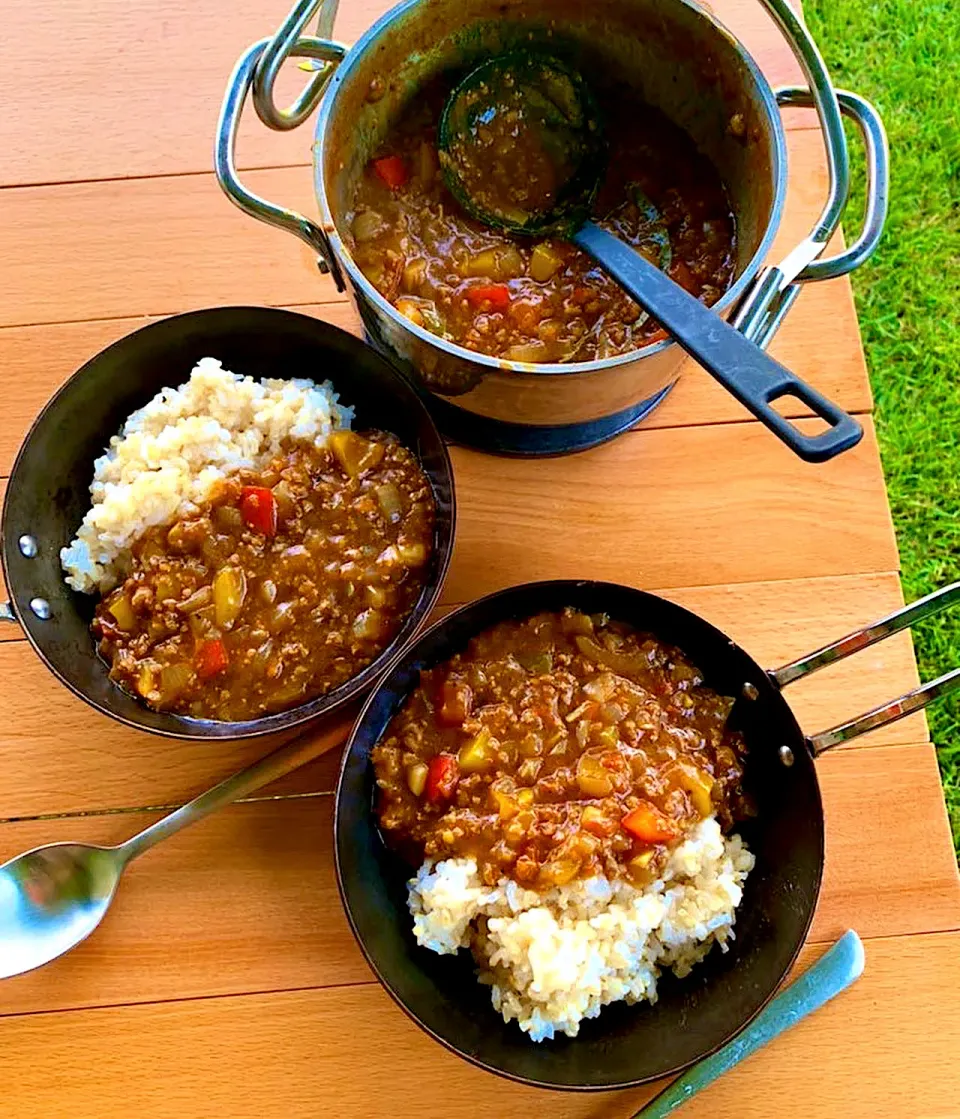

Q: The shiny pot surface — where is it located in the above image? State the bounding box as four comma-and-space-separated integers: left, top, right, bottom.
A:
218, 0, 888, 453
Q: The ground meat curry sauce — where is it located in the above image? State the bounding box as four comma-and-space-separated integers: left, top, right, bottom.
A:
373, 610, 752, 889
347, 80, 736, 363
94, 431, 435, 721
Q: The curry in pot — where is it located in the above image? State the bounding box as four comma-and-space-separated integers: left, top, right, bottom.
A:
347, 80, 736, 362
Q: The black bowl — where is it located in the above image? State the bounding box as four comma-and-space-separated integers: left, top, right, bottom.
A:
335, 579, 822, 1090
1, 306, 456, 740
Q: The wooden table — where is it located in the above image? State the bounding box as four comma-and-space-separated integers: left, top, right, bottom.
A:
1, 1, 958, 1115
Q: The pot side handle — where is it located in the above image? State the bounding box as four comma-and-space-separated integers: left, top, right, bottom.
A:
214, 36, 347, 291
733, 1, 890, 348
770, 582, 960, 755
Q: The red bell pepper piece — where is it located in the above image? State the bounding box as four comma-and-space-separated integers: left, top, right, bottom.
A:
372, 155, 408, 190
621, 802, 681, 844
466, 284, 511, 311
425, 754, 459, 803
196, 637, 229, 680
240, 486, 278, 537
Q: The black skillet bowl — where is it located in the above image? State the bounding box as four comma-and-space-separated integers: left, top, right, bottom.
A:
1, 307, 456, 740
335, 579, 823, 1090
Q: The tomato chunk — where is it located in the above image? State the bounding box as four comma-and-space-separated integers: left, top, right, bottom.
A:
240, 486, 277, 537
425, 754, 459, 803
372, 155, 408, 190
621, 802, 681, 844
196, 637, 229, 680
465, 284, 511, 311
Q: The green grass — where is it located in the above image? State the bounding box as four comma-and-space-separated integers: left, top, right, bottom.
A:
805, 0, 960, 855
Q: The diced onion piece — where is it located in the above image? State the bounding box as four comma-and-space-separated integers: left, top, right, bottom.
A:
466, 248, 501, 278
329, 431, 385, 478
177, 585, 213, 614
352, 609, 384, 641
581, 805, 617, 837
574, 634, 648, 675
396, 298, 425, 327
213, 567, 247, 628
352, 210, 384, 242
672, 764, 715, 817
397, 541, 427, 566
561, 611, 594, 637
376, 483, 404, 523
576, 754, 613, 797
538, 859, 579, 887
458, 727, 495, 773
402, 257, 427, 291
108, 595, 137, 632
157, 663, 193, 703
406, 761, 429, 797
136, 665, 156, 697
491, 787, 520, 820
529, 242, 563, 282
627, 851, 655, 882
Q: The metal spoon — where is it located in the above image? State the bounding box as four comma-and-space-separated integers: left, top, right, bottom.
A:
438, 52, 862, 463
0, 733, 331, 979
632, 930, 865, 1117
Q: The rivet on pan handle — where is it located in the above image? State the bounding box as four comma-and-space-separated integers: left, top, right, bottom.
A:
770, 582, 960, 755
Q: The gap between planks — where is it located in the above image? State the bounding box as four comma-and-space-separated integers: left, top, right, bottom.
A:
0, 925, 956, 1023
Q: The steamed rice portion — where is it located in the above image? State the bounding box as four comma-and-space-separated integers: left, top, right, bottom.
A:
61, 357, 353, 594
408, 817, 753, 1041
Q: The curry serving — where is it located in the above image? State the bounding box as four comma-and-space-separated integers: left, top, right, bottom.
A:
347, 80, 736, 363
94, 430, 435, 721
373, 609, 752, 889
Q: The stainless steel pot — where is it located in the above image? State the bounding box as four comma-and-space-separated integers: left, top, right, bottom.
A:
217, 0, 888, 455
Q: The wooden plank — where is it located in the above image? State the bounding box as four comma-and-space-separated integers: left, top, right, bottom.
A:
0, 741, 955, 1017
0, 0, 809, 190
0, 269, 867, 481
0, 930, 957, 1119
0, 127, 842, 329
445, 416, 899, 598
0, 572, 924, 821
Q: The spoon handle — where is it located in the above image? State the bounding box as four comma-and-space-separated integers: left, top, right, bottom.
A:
118, 731, 334, 863
630, 931, 865, 1119
571, 222, 862, 463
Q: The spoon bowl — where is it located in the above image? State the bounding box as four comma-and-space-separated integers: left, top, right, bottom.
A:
0, 843, 123, 978
0, 731, 337, 979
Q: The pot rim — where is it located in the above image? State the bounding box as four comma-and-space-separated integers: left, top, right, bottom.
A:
312, 0, 789, 378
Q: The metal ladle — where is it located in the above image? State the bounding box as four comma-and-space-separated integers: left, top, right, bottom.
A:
438, 52, 863, 463
0, 733, 330, 978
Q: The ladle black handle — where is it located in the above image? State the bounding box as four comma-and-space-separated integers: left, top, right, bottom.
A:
572, 223, 863, 463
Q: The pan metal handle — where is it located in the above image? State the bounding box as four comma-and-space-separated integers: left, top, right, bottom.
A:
770, 582, 960, 756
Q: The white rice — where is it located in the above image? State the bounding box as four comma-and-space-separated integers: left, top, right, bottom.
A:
408, 817, 753, 1041
60, 357, 353, 594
